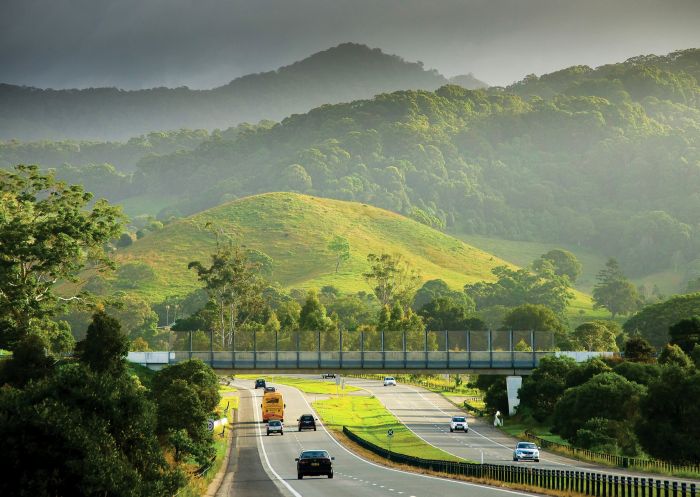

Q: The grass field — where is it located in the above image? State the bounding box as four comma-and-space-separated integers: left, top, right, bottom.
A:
237, 374, 360, 394
313, 395, 465, 462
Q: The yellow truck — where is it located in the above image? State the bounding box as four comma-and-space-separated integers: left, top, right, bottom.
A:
261, 391, 285, 422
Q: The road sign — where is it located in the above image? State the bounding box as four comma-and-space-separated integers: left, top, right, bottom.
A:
387, 429, 394, 437
207, 419, 215, 431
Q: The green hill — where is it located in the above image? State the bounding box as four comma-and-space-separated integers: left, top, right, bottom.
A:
113, 192, 597, 319
115, 193, 509, 299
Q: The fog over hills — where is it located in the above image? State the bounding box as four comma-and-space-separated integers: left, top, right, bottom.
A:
0, 43, 480, 141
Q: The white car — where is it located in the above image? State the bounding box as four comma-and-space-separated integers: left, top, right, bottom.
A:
267, 419, 284, 436
513, 441, 540, 462
383, 376, 397, 386
449, 415, 469, 433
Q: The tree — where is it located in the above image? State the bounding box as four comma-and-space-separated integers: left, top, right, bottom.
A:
465, 265, 573, 317
483, 376, 508, 414
0, 333, 55, 387
364, 253, 421, 310
502, 304, 566, 333
189, 244, 266, 349
623, 293, 700, 348
623, 335, 656, 363
299, 290, 337, 350
613, 361, 660, 386
0, 165, 123, 351
327, 235, 350, 273
658, 343, 693, 368
0, 363, 184, 497
636, 366, 700, 463
412, 279, 474, 311
565, 357, 612, 388
518, 355, 578, 422
76, 311, 130, 375
534, 249, 582, 283
116, 232, 134, 247
668, 316, 700, 353
377, 302, 429, 351
419, 296, 481, 331
553, 372, 645, 443
592, 259, 640, 318
572, 322, 619, 352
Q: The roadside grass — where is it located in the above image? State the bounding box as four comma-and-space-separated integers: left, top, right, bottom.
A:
498, 418, 569, 446
237, 374, 360, 394
313, 395, 466, 462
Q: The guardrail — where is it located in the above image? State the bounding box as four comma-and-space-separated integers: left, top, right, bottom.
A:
524, 431, 700, 476
342, 426, 697, 497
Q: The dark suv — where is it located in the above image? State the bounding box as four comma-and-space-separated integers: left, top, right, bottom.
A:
255, 379, 266, 389
298, 414, 317, 431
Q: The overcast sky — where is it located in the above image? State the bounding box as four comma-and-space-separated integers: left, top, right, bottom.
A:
2, 0, 699, 90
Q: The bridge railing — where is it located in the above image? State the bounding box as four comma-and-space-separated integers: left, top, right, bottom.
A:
162, 329, 613, 370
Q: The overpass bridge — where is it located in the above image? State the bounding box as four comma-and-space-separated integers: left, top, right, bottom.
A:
130, 329, 613, 374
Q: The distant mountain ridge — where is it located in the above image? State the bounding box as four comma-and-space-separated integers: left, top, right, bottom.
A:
0, 43, 484, 141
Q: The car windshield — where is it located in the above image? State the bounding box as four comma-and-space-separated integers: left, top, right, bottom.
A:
452, 417, 466, 422
301, 415, 313, 421
268, 421, 281, 426
301, 451, 328, 459
517, 442, 537, 449
385, 377, 394, 380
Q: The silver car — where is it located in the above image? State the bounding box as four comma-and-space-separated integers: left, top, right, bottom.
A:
513, 441, 540, 462
267, 419, 284, 436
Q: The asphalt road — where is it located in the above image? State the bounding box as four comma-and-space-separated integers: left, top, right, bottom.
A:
221, 378, 544, 497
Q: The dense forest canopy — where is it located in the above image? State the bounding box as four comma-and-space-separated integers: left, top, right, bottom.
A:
3, 48, 700, 282
0, 43, 456, 141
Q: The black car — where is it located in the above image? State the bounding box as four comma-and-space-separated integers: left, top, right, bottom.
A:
255, 378, 266, 389
297, 414, 317, 431
296, 449, 334, 479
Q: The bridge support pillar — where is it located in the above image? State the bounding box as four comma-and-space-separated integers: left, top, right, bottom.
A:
506, 375, 523, 416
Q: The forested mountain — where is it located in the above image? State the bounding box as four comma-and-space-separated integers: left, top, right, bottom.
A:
0, 43, 450, 141
4, 48, 700, 283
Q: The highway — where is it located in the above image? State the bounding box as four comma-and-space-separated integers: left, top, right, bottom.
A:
217, 378, 543, 497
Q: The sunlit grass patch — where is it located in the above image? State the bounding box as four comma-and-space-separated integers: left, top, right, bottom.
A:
314, 395, 466, 462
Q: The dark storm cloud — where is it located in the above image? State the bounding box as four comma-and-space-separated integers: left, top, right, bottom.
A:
1, 0, 699, 89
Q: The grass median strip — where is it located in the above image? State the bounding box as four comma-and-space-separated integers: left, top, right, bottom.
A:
313, 395, 467, 462
238, 374, 361, 394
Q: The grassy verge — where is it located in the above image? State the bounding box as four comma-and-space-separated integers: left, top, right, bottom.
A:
498, 418, 568, 445
313, 395, 466, 462
237, 374, 360, 394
